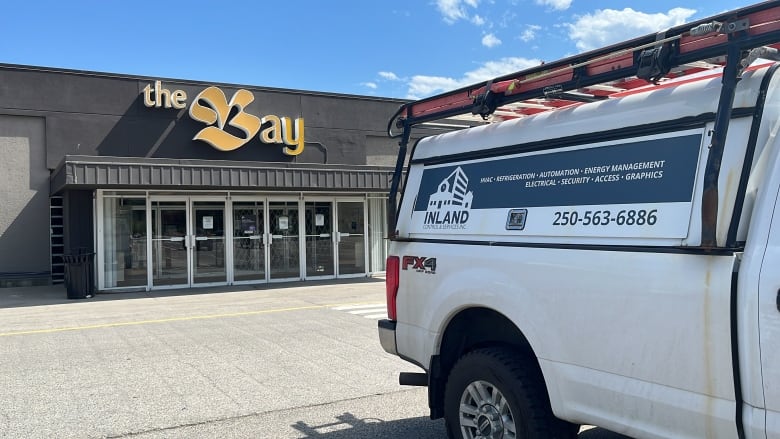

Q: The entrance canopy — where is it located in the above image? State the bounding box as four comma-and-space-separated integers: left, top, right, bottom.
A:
50, 155, 393, 194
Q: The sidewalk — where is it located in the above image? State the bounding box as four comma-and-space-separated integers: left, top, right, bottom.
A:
0, 284, 69, 308
0, 275, 385, 309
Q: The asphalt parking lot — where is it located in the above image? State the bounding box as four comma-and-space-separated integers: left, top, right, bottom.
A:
0, 279, 628, 438
0, 279, 444, 438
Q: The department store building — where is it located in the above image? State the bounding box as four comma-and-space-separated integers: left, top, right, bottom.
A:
0, 64, 409, 291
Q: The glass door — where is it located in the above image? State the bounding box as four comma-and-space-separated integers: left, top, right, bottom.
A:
232, 201, 266, 282
192, 200, 226, 284
151, 200, 189, 287
336, 200, 367, 276
268, 200, 301, 280
304, 201, 334, 278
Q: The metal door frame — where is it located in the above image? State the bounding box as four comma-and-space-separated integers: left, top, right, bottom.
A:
302, 197, 337, 281
189, 195, 229, 287
266, 197, 304, 283
334, 197, 369, 278
147, 195, 191, 290
230, 196, 269, 285
146, 195, 229, 290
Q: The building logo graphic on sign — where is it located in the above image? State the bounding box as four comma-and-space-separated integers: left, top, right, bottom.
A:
424, 167, 473, 229
142, 81, 304, 155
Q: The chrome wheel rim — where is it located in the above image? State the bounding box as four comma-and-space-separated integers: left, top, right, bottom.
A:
459, 380, 517, 439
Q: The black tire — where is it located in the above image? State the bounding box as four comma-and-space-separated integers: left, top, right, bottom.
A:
444, 347, 578, 439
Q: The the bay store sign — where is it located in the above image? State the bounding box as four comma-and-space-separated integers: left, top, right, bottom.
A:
142, 81, 304, 156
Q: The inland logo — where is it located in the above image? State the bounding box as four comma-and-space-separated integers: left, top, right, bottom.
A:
424, 167, 473, 230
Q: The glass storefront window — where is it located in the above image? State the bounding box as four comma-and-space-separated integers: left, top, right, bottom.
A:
102, 197, 147, 288
368, 198, 387, 272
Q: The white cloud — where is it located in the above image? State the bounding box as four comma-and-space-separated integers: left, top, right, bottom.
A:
379, 71, 400, 81
406, 57, 541, 99
499, 10, 518, 29
567, 7, 696, 51
471, 14, 486, 26
361, 82, 378, 89
520, 24, 541, 42
436, 0, 481, 24
462, 57, 541, 83
535, 0, 572, 11
482, 33, 502, 48
436, 0, 468, 23
407, 75, 460, 100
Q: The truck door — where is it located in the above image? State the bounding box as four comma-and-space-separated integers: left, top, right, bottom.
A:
760, 184, 780, 438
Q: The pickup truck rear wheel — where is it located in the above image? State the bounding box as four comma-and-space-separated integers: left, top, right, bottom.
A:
444, 347, 577, 439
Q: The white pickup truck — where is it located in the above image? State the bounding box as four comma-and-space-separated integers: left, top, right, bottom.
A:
378, 2, 780, 438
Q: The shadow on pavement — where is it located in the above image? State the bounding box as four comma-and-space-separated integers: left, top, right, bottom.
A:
0, 276, 384, 309
290, 413, 633, 439
291, 412, 445, 438
579, 427, 634, 438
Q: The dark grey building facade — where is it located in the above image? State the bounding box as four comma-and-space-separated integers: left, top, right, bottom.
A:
0, 64, 406, 290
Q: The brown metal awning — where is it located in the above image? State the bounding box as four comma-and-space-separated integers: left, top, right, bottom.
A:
50, 155, 393, 194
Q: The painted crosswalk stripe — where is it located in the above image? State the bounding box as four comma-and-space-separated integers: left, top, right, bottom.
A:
330, 303, 387, 319
331, 304, 384, 311
362, 313, 388, 319
347, 308, 386, 315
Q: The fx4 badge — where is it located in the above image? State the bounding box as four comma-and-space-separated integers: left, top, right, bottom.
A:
402, 256, 437, 274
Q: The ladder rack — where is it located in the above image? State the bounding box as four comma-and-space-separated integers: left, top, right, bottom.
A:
386, 0, 780, 249
388, 1, 780, 131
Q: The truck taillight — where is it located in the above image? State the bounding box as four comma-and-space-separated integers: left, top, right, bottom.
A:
386, 256, 400, 320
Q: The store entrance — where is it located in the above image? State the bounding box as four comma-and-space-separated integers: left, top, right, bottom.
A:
304, 201, 334, 278
231, 198, 301, 283
268, 200, 300, 280
98, 192, 377, 291
192, 200, 226, 284
150, 197, 226, 288
232, 201, 266, 283
151, 200, 188, 286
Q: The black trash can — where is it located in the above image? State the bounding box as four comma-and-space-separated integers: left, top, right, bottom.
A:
64, 249, 95, 299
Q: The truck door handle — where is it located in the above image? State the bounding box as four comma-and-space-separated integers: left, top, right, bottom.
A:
777, 289, 780, 312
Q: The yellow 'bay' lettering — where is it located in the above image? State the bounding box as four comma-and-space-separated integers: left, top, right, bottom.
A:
281, 117, 304, 156
260, 115, 283, 143
143, 82, 304, 155
261, 116, 305, 156
189, 87, 261, 151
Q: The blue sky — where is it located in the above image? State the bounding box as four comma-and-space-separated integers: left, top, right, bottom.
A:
1, 0, 749, 99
